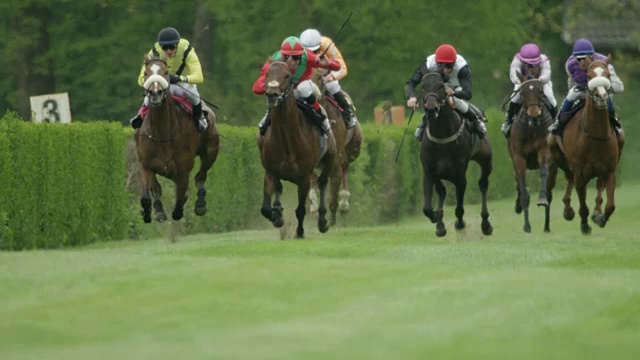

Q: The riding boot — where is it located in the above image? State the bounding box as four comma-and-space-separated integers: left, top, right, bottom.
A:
304, 95, 331, 134
192, 102, 208, 133
501, 101, 520, 138
333, 91, 358, 128
258, 109, 271, 136
414, 114, 427, 141
465, 109, 485, 138
609, 111, 622, 136
130, 114, 143, 129
549, 98, 573, 135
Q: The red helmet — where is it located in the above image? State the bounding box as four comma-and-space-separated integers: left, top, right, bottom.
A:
280, 36, 305, 56
435, 44, 457, 63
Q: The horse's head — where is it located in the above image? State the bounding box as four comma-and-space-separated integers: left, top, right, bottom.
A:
585, 56, 612, 109
265, 61, 293, 108
419, 72, 448, 119
143, 54, 170, 107
517, 72, 544, 118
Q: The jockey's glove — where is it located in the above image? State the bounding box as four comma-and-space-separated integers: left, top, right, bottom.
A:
169, 74, 180, 84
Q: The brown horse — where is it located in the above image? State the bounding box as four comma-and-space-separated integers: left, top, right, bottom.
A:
419, 72, 493, 237
547, 56, 624, 234
506, 74, 556, 233
135, 54, 220, 223
257, 61, 341, 238
308, 69, 363, 217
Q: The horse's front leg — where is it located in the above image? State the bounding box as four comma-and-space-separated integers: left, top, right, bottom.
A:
574, 177, 591, 235
139, 167, 154, 223
171, 174, 189, 221
150, 175, 167, 222
453, 176, 467, 232
328, 164, 342, 226
562, 168, 575, 221
315, 172, 330, 234
422, 170, 436, 223
544, 163, 558, 233
261, 174, 283, 227
592, 173, 616, 228
434, 179, 447, 237
478, 159, 493, 236
592, 178, 604, 220
512, 156, 530, 232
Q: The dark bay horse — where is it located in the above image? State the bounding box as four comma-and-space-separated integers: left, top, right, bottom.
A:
135, 54, 220, 223
419, 72, 493, 237
257, 61, 341, 238
506, 74, 556, 233
548, 56, 624, 234
308, 69, 363, 216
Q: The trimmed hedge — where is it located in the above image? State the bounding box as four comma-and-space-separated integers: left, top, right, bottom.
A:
2, 108, 567, 249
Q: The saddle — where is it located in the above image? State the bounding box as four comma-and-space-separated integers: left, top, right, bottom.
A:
558, 100, 585, 123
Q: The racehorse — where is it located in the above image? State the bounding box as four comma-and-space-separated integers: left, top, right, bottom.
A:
419, 72, 493, 237
506, 73, 556, 233
547, 56, 624, 234
308, 68, 363, 217
257, 61, 341, 238
135, 54, 220, 223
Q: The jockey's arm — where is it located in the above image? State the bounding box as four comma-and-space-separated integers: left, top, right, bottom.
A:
252, 59, 270, 95
182, 51, 204, 84
325, 44, 347, 81
538, 59, 551, 84
454, 65, 472, 100
508, 56, 521, 85
404, 62, 426, 99
311, 51, 340, 72
608, 65, 624, 93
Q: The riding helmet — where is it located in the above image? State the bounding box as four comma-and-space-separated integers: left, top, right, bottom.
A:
158, 27, 181, 46
300, 29, 322, 51
572, 38, 595, 56
435, 44, 457, 63
518, 43, 542, 65
280, 36, 305, 56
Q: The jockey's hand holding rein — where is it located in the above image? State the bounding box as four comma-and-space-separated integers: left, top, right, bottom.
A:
407, 97, 418, 110
315, 53, 331, 67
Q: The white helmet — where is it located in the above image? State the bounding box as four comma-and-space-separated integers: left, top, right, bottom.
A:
300, 29, 321, 51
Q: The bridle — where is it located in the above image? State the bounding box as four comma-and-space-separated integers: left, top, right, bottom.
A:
265, 61, 294, 108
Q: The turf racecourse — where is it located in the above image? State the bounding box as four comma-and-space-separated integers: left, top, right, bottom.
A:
2, 185, 640, 360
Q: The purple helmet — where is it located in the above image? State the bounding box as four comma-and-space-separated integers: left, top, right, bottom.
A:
572, 38, 595, 56
517, 43, 542, 65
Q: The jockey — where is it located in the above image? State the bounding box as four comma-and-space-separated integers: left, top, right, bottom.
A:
501, 43, 557, 137
253, 36, 341, 136
405, 44, 486, 141
300, 28, 358, 128
548, 38, 624, 136
129, 27, 208, 133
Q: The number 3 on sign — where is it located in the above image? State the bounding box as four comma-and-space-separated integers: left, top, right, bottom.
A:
29, 92, 72, 123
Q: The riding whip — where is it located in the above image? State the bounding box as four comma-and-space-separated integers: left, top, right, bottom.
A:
319, 12, 353, 58
394, 109, 415, 163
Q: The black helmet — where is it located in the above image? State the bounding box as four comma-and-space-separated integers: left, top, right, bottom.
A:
157, 27, 180, 46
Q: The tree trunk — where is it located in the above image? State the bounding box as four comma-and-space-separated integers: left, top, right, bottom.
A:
13, 5, 55, 120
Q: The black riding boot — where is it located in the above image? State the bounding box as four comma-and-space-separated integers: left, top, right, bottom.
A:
192, 102, 207, 133
130, 114, 142, 129
610, 112, 622, 136
501, 101, 521, 138
333, 91, 357, 128
304, 94, 331, 134
258, 109, 271, 136
465, 109, 485, 138
414, 114, 427, 141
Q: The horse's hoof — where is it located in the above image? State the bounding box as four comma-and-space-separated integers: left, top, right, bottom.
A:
455, 220, 465, 230
318, 219, 329, 233
537, 199, 549, 207
515, 202, 523, 214
338, 201, 349, 212
172, 211, 183, 221
581, 224, 592, 235
524, 224, 531, 233
564, 208, 575, 221
482, 224, 493, 236
273, 217, 284, 228
155, 212, 167, 222
544, 227, 551, 233
143, 215, 152, 224
424, 209, 436, 223
194, 206, 207, 216
591, 214, 607, 228
436, 227, 447, 237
